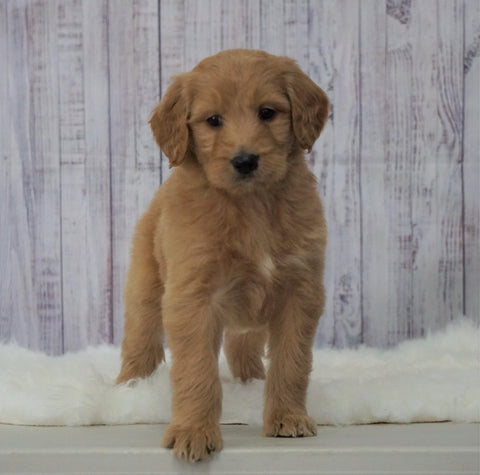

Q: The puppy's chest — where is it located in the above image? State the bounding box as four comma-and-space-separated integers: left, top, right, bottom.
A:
218, 208, 283, 283
214, 219, 279, 327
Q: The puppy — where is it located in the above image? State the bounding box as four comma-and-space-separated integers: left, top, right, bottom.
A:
117, 49, 329, 462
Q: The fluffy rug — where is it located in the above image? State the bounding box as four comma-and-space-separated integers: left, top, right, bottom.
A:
0, 317, 478, 427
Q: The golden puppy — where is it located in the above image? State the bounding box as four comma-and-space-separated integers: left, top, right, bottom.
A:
117, 49, 329, 462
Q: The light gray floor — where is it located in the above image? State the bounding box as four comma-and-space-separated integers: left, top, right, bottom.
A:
0, 423, 478, 474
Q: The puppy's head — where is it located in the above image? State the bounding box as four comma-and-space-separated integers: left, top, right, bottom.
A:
150, 49, 329, 194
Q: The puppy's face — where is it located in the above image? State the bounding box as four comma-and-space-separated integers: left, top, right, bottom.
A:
150, 50, 329, 195
188, 64, 294, 194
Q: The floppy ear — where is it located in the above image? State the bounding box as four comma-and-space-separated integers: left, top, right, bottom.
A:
149, 75, 190, 167
286, 67, 330, 152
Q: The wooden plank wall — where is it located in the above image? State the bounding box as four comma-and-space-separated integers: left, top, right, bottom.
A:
1, 0, 478, 354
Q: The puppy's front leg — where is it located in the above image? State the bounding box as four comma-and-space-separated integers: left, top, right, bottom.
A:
162, 291, 223, 462
263, 281, 324, 438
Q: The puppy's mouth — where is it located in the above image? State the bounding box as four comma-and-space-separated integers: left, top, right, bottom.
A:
202, 150, 286, 195
235, 171, 256, 182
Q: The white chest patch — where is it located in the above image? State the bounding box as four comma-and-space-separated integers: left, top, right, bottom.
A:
259, 255, 276, 281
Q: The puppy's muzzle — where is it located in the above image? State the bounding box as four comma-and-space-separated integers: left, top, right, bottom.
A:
231, 152, 259, 176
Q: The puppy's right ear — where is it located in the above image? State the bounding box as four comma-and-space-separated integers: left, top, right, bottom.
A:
149, 75, 189, 167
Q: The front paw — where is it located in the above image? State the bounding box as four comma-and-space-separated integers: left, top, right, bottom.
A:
162, 422, 223, 462
263, 413, 317, 437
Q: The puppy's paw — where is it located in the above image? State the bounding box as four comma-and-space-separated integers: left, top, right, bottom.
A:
116, 347, 165, 384
231, 357, 266, 383
162, 422, 223, 462
263, 413, 317, 438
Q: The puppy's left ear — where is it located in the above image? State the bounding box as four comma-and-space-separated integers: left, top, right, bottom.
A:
286, 66, 330, 153
149, 74, 190, 167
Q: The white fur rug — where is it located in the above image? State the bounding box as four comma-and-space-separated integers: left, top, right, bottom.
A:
0, 318, 478, 427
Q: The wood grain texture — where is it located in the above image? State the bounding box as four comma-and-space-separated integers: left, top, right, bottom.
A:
284, 0, 309, 70
0, 0, 11, 343
464, 0, 480, 320
361, 0, 466, 347
307, 1, 335, 346
1, 1, 64, 354
427, 0, 464, 327
401, 0, 463, 339
259, 0, 285, 55
1, 1, 478, 352
310, 0, 362, 348
58, 0, 112, 351
212, 0, 261, 50
109, 0, 161, 345
359, 0, 390, 346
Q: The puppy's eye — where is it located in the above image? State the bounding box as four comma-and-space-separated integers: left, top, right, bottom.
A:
206, 115, 222, 128
258, 108, 276, 121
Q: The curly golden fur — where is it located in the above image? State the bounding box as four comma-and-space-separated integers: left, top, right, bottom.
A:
117, 49, 329, 462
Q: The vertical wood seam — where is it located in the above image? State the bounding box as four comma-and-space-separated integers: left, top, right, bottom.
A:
358, 2, 364, 345
259, 0, 263, 48
56, 0, 65, 354
461, 0, 467, 316
106, 0, 114, 344
158, 0, 163, 184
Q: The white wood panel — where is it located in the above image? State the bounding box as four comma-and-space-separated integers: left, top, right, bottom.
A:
308, 1, 335, 346
310, 0, 362, 348
58, 0, 112, 351
398, 0, 463, 339
362, 0, 465, 346
421, 0, 464, 327
1, 1, 64, 354
27, 0, 64, 354
359, 1, 389, 345
210, 0, 261, 51
464, 0, 480, 319
0, 0, 14, 342
259, 0, 285, 55
385, 38, 415, 346
284, 0, 309, 70
184, 0, 214, 70
109, 0, 161, 345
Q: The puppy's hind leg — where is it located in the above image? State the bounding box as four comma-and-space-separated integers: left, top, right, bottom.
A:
117, 201, 165, 384
224, 330, 267, 382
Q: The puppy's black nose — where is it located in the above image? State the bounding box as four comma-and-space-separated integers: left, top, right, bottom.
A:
231, 152, 259, 175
